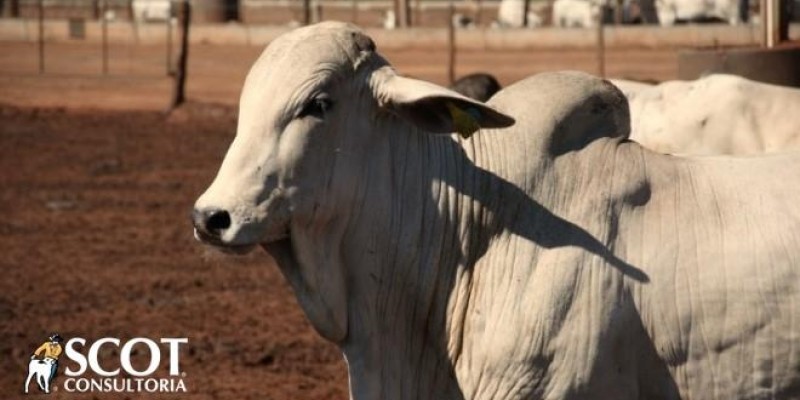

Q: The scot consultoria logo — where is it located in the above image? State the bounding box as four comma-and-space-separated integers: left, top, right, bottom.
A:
24, 333, 63, 394
23, 333, 189, 394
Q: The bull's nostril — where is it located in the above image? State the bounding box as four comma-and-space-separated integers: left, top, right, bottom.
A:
206, 210, 231, 232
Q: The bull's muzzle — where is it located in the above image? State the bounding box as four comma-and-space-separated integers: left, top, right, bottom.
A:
191, 208, 231, 242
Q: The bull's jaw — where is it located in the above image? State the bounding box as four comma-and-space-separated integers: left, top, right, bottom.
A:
262, 226, 349, 343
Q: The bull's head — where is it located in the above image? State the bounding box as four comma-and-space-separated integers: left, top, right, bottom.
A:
192, 22, 512, 342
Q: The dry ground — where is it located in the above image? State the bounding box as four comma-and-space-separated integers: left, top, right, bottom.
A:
0, 103, 350, 399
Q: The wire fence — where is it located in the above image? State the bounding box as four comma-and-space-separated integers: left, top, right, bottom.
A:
0, 0, 189, 79
0, 0, 527, 82
6, 0, 794, 28
0, 0, 523, 28
0, 0, 795, 100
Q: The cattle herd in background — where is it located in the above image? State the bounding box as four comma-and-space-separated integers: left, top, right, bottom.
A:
489, 0, 798, 28
548, 0, 748, 28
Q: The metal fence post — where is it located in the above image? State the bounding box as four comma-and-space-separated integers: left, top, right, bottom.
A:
313, 0, 321, 22
167, 1, 174, 75
303, 0, 311, 25
102, 0, 108, 75
447, 0, 455, 84
522, 0, 529, 27
763, 0, 789, 48
596, 4, 606, 78
171, 0, 191, 109
350, 0, 357, 24
38, 0, 44, 74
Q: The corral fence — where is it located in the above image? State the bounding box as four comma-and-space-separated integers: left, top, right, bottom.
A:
1, 0, 193, 77
0, 0, 515, 106
2, 0, 797, 77
0, 0, 200, 106
0, 0, 797, 106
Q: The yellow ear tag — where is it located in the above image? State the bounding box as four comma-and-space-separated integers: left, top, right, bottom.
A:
446, 102, 481, 139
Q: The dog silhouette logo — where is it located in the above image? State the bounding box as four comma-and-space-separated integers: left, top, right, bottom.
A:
24, 333, 63, 394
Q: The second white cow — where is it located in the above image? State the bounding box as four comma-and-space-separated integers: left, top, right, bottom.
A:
552, 0, 601, 27
611, 74, 800, 155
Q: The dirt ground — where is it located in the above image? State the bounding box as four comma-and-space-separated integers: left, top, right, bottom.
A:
0, 103, 349, 399
0, 39, 679, 399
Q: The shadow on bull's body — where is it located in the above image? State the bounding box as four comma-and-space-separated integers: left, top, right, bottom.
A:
435, 137, 651, 283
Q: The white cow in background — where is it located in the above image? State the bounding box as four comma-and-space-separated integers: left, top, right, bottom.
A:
496, 0, 544, 27
551, 0, 745, 27
24, 357, 55, 394
383, 10, 397, 29
131, 0, 171, 22
552, 0, 603, 27
655, 0, 742, 25
611, 75, 800, 155
193, 22, 800, 400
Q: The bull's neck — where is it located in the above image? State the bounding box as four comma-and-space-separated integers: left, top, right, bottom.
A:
340, 121, 548, 399
338, 116, 648, 399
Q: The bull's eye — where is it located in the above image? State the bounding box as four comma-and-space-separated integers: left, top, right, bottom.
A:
298, 96, 333, 119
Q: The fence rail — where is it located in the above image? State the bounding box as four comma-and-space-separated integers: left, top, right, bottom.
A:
1, 0, 798, 109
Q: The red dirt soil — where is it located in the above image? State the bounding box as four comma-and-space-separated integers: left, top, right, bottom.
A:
0, 103, 348, 399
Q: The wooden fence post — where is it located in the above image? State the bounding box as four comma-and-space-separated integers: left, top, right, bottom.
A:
596, 4, 605, 78
102, 0, 108, 75
447, 0, 455, 84
171, 0, 191, 109
38, 0, 44, 74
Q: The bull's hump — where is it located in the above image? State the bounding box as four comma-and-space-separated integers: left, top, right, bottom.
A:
489, 71, 631, 155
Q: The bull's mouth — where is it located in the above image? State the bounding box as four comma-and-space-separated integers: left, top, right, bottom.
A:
193, 226, 290, 255
193, 228, 257, 255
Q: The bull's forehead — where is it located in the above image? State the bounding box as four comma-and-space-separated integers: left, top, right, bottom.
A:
238, 22, 374, 125
261, 22, 366, 73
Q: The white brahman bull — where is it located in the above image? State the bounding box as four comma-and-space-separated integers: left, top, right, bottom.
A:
611, 75, 800, 155
193, 22, 800, 400
656, 0, 742, 25
24, 357, 54, 394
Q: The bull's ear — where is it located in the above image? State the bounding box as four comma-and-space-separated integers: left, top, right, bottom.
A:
370, 67, 515, 138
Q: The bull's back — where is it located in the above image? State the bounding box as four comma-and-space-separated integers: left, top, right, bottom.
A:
628, 151, 800, 398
